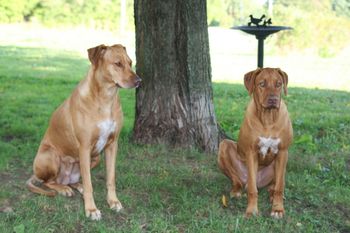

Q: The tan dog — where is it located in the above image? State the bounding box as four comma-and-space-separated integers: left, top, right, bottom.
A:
26, 44, 141, 220
218, 68, 293, 219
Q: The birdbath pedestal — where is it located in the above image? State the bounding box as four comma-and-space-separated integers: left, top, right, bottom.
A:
232, 23, 292, 68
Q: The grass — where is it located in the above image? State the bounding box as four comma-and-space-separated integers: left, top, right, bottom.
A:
0, 45, 349, 233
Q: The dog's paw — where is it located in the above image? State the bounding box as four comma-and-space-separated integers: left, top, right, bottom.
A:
109, 200, 123, 212
70, 183, 83, 194
271, 209, 284, 219
271, 211, 284, 219
86, 209, 102, 221
58, 186, 75, 197
76, 186, 83, 194
230, 190, 242, 198
271, 200, 284, 219
244, 207, 259, 218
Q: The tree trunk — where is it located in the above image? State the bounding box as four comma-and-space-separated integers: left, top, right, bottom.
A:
133, 0, 218, 153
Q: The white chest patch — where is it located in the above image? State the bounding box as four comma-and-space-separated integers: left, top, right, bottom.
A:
95, 120, 117, 153
258, 137, 281, 158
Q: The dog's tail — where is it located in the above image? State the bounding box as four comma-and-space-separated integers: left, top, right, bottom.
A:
26, 175, 57, 197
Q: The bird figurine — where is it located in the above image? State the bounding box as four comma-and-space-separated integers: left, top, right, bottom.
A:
263, 18, 272, 27
248, 15, 266, 27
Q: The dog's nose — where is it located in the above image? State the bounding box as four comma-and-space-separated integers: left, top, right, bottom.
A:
267, 95, 279, 107
268, 98, 277, 106
135, 76, 142, 88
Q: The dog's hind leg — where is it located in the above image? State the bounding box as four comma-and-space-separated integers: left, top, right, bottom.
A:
27, 144, 60, 196
70, 183, 83, 194
32, 144, 74, 197
26, 175, 57, 197
45, 182, 75, 197
218, 139, 247, 198
69, 156, 99, 195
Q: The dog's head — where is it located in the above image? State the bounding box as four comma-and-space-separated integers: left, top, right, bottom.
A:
87, 44, 141, 88
244, 68, 288, 109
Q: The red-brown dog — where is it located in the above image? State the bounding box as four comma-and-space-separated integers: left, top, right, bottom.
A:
218, 67, 293, 218
26, 44, 141, 220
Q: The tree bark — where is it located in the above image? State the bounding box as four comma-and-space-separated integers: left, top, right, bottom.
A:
133, 0, 218, 153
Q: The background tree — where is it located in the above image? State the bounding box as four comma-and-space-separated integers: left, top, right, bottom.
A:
133, 0, 219, 153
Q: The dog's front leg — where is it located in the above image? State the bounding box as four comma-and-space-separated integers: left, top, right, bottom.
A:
245, 151, 259, 218
79, 146, 101, 220
105, 142, 123, 211
270, 149, 288, 219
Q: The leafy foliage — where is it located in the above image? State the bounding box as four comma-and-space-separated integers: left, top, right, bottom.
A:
0, 0, 134, 29
0, 0, 38, 22
272, 0, 350, 57
0, 0, 349, 55
225, 0, 350, 57
332, 0, 350, 17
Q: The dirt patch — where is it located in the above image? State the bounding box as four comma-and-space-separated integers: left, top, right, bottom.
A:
0, 169, 29, 188
0, 166, 31, 209
336, 203, 350, 219
0, 171, 13, 185
1, 133, 30, 142
1, 134, 15, 142
346, 156, 350, 171
0, 164, 29, 182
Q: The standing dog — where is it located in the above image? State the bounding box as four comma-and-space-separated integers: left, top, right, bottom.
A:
218, 68, 293, 218
26, 44, 141, 220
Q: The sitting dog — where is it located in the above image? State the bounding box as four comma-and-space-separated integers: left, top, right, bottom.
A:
26, 44, 141, 220
218, 68, 293, 219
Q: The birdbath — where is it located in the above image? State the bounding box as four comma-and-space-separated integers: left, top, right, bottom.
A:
232, 15, 292, 68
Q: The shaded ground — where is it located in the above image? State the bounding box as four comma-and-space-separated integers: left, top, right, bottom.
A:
0, 27, 349, 232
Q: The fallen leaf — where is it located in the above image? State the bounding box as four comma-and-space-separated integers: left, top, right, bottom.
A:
222, 195, 228, 207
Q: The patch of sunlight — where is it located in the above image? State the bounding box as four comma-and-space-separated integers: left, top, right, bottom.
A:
1, 24, 349, 92
209, 28, 350, 92
0, 23, 136, 61
32, 66, 60, 72
211, 52, 350, 92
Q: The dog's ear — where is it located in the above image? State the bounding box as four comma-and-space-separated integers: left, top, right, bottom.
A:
87, 44, 107, 66
277, 68, 288, 95
244, 68, 261, 95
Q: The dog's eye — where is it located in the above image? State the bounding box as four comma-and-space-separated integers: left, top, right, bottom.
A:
115, 62, 123, 68
276, 82, 282, 88
259, 82, 265, 88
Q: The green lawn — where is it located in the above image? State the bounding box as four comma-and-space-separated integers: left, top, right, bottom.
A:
0, 45, 349, 233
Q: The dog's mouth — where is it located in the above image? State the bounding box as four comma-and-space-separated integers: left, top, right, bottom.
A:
134, 76, 142, 88
265, 96, 280, 109
135, 81, 141, 88
114, 77, 142, 89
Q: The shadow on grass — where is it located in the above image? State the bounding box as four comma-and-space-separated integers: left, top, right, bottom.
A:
0, 46, 349, 232
0, 46, 89, 80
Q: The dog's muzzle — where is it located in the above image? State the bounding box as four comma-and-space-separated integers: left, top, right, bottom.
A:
135, 76, 142, 88
267, 96, 279, 108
